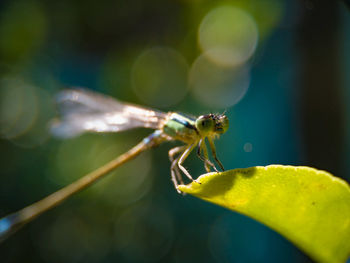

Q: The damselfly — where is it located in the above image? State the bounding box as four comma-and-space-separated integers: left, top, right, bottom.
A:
0, 89, 228, 241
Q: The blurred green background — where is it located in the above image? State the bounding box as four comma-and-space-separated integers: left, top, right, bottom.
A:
0, 0, 349, 262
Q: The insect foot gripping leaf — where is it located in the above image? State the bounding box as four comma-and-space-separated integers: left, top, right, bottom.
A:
178, 165, 350, 263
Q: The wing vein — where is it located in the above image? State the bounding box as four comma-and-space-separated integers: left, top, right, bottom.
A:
51, 89, 167, 138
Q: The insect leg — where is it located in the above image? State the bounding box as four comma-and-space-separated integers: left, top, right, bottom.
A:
207, 137, 225, 171
169, 146, 186, 163
170, 156, 185, 193
178, 143, 197, 181
196, 139, 218, 173
168, 146, 186, 191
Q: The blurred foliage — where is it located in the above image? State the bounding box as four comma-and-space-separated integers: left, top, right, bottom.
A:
0, 0, 349, 262
0, 1, 47, 62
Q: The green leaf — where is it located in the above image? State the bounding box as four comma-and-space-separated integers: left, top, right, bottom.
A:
178, 165, 350, 263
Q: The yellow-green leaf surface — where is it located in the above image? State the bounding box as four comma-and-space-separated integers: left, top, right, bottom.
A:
178, 165, 350, 263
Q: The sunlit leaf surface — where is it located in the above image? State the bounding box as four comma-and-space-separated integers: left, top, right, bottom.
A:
178, 165, 350, 263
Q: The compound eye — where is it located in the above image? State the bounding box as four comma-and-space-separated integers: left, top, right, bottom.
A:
215, 115, 229, 134
195, 115, 215, 134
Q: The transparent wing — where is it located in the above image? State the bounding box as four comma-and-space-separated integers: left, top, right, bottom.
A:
50, 88, 167, 138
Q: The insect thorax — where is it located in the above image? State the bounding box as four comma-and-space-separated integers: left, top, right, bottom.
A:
162, 113, 199, 143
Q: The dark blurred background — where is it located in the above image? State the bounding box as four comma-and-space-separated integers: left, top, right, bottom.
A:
0, 0, 349, 262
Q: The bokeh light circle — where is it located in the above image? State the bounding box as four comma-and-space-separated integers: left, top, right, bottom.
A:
189, 54, 250, 108
198, 6, 258, 67
243, 142, 253, 152
0, 78, 38, 139
0, 77, 54, 147
51, 136, 152, 205
131, 47, 189, 108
